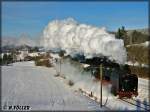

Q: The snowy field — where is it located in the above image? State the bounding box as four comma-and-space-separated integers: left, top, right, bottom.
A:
1, 61, 106, 111
1, 61, 149, 111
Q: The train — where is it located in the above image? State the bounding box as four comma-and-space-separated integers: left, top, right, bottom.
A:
79, 56, 138, 98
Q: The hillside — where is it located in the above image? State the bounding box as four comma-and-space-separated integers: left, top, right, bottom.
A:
124, 28, 149, 78
126, 28, 149, 35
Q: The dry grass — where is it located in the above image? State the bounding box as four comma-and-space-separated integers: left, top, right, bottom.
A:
129, 66, 149, 79
126, 45, 149, 65
126, 45, 149, 79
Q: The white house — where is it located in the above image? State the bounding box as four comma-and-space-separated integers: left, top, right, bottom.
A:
28, 52, 39, 57
16, 49, 29, 61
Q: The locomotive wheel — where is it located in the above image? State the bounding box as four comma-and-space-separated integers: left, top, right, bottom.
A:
119, 96, 122, 99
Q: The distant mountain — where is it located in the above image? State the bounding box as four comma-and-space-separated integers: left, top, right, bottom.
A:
2, 36, 40, 47
2, 37, 17, 47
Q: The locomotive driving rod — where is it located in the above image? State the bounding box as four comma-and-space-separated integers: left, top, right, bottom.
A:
100, 64, 103, 107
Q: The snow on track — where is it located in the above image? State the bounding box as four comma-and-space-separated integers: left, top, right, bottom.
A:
1, 61, 106, 111
136, 78, 149, 104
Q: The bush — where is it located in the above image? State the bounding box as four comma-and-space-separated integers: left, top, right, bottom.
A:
67, 80, 74, 86
54, 73, 60, 77
60, 74, 66, 79
35, 59, 52, 67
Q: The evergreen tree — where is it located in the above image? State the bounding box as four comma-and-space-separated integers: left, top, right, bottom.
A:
3, 54, 8, 64
59, 50, 65, 58
7, 54, 13, 63
0, 57, 2, 65
116, 26, 128, 45
131, 30, 148, 44
116, 28, 121, 39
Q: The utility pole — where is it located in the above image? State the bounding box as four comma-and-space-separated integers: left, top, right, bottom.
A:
59, 58, 61, 75
59, 51, 64, 75
100, 64, 103, 107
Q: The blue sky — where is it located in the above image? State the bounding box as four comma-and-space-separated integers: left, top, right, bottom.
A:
2, 1, 149, 38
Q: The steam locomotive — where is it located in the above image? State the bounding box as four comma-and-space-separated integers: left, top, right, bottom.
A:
80, 57, 138, 98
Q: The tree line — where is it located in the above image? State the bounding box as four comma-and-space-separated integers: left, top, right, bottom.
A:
0, 53, 13, 65
115, 26, 149, 46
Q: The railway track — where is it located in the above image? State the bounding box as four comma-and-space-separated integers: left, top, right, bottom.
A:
77, 89, 111, 110
121, 98, 150, 111
78, 88, 150, 111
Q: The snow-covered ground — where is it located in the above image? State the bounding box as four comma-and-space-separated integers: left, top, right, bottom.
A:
1, 61, 106, 111
12, 61, 35, 66
125, 61, 149, 68
126, 41, 150, 48
1, 61, 149, 111
137, 78, 149, 102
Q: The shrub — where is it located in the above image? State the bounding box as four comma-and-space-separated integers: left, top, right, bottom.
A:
60, 74, 66, 79
35, 59, 52, 67
54, 73, 60, 77
67, 80, 74, 86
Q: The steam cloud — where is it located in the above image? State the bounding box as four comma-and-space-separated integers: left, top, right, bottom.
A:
42, 18, 127, 64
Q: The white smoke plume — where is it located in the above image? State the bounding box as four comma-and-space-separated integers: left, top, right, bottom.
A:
42, 18, 127, 64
